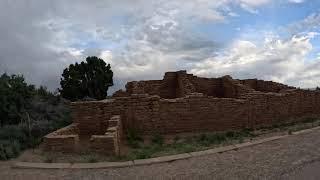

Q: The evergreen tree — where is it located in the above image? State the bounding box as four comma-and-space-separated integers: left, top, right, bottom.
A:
59, 56, 113, 101
0, 73, 35, 126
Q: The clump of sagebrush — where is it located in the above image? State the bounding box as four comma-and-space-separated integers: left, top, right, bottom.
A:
151, 133, 164, 146
0, 73, 71, 160
123, 119, 320, 161
125, 129, 257, 160
126, 128, 143, 148
87, 155, 98, 163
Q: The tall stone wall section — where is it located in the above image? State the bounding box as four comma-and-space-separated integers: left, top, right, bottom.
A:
241, 79, 295, 93
72, 89, 320, 136
247, 90, 320, 127
125, 80, 163, 95
113, 71, 294, 99
176, 70, 196, 97
114, 72, 179, 99
71, 101, 110, 135
157, 94, 249, 133
189, 76, 224, 97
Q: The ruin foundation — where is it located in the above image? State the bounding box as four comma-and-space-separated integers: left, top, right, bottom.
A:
44, 70, 320, 155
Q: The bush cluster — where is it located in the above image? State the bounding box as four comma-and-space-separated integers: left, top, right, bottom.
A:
125, 129, 256, 160
0, 73, 71, 160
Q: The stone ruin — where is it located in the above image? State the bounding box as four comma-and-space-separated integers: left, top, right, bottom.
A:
43, 70, 320, 155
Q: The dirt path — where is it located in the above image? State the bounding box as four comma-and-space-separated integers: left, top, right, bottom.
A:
2, 129, 320, 180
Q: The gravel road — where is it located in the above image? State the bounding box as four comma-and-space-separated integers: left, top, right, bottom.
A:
2, 129, 320, 180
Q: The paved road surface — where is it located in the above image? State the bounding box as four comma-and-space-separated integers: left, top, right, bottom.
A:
2, 129, 320, 180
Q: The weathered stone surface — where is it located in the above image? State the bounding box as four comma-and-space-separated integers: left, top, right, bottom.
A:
13, 162, 72, 169
43, 123, 79, 152
189, 145, 236, 157
45, 70, 320, 155
70, 161, 133, 169
133, 153, 191, 165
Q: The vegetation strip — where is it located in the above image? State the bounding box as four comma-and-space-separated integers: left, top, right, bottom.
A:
0, 73, 72, 160
12, 125, 320, 169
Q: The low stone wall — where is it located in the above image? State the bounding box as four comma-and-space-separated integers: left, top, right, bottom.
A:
89, 115, 123, 155
90, 135, 115, 154
43, 123, 79, 152
44, 116, 124, 155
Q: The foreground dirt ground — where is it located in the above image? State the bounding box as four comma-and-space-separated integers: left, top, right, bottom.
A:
2, 129, 320, 180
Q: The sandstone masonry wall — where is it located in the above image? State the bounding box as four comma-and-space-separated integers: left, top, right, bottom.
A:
247, 90, 320, 127
157, 94, 249, 133
71, 89, 320, 136
241, 79, 295, 93
189, 76, 224, 97
89, 115, 123, 155
43, 123, 79, 152
47, 71, 320, 154
114, 72, 178, 98
113, 71, 294, 99
125, 80, 163, 95
70, 100, 116, 135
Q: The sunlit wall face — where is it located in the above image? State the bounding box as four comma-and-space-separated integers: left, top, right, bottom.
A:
0, 0, 320, 93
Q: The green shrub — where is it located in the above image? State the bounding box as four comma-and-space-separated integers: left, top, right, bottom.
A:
0, 73, 35, 127
0, 149, 6, 160
198, 133, 208, 141
196, 134, 210, 146
151, 133, 164, 146
4, 146, 14, 159
301, 117, 317, 123
87, 156, 98, 163
0, 73, 72, 160
226, 131, 235, 138
172, 142, 197, 153
235, 129, 256, 139
173, 135, 180, 142
135, 150, 152, 159
11, 140, 21, 156
0, 125, 28, 143
126, 128, 143, 148
207, 133, 227, 144
0, 98, 71, 160
0, 140, 21, 160
30, 120, 54, 137
26, 137, 42, 149
130, 148, 152, 159
44, 155, 54, 163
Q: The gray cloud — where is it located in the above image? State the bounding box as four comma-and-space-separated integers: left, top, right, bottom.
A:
0, 1, 75, 90
0, 0, 227, 92
190, 33, 318, 88
0, 0, 316, 94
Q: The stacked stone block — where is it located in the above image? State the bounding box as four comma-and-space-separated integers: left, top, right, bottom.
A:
45, 70, 320, 154
241, 79, 295, 93
89, 115, 123, 155
70, 71, 320, 137
43, 123, 79, 152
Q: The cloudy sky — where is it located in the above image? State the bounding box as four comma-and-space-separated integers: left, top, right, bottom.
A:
1, 0, 320, 93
